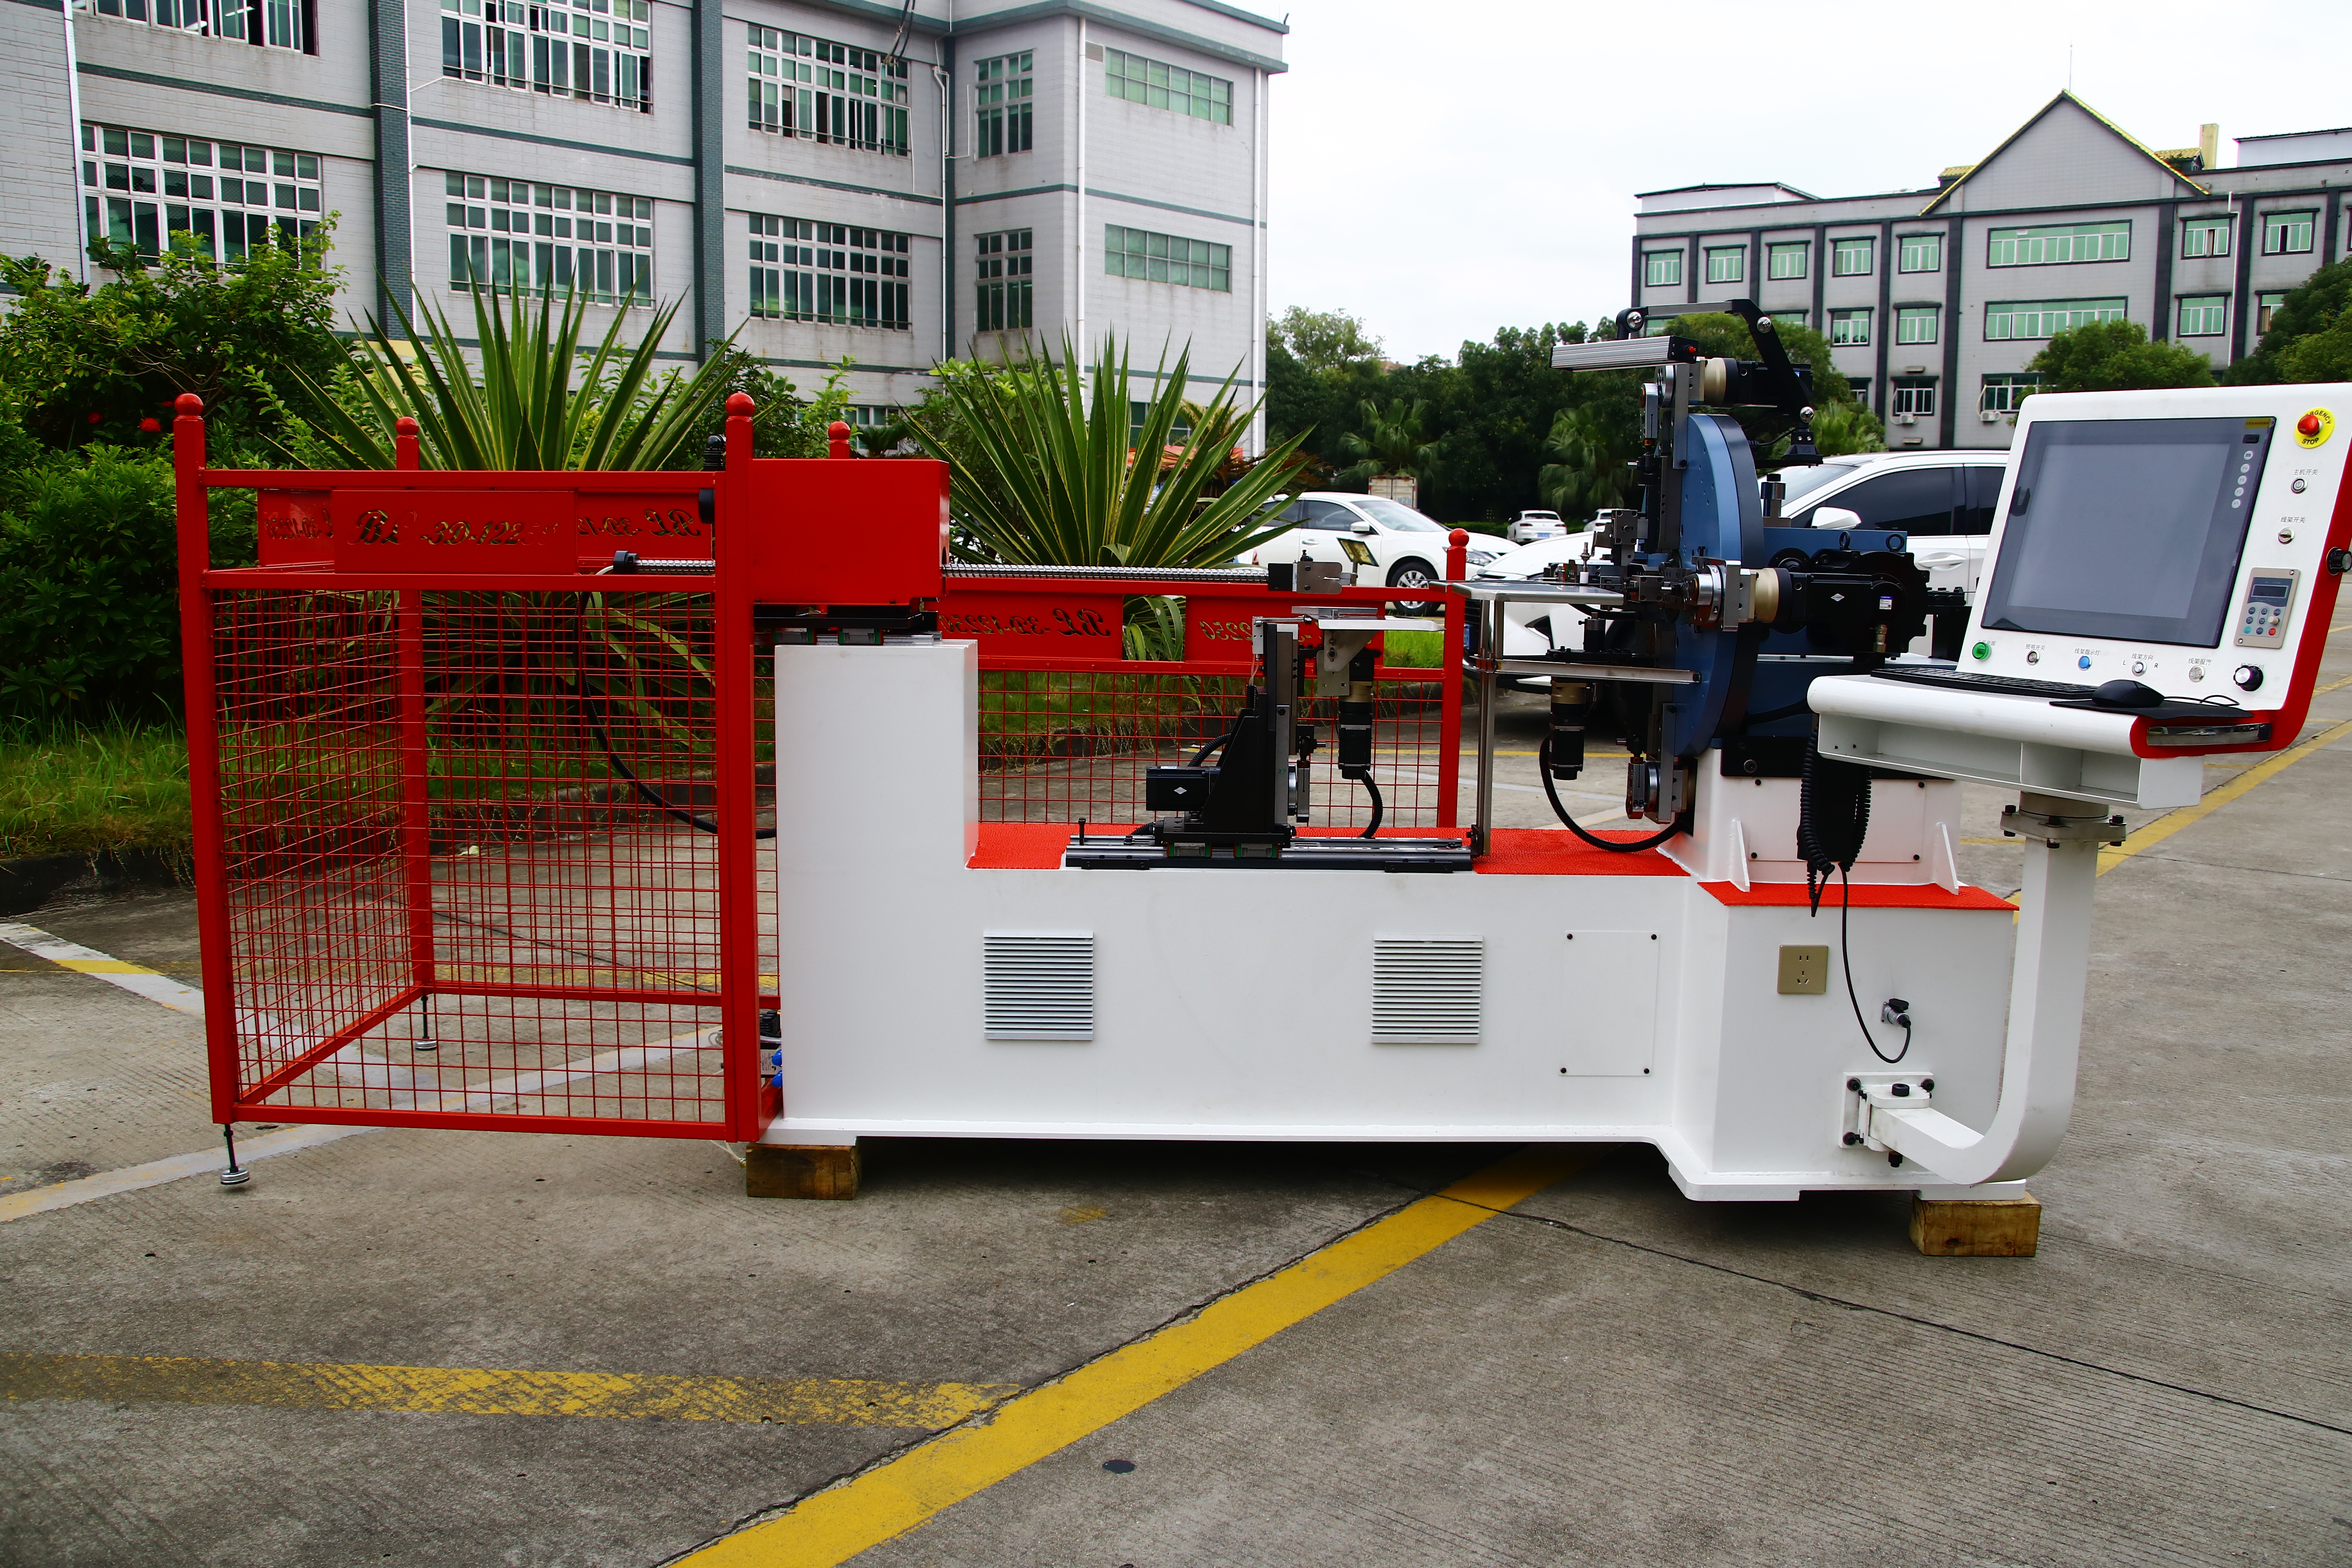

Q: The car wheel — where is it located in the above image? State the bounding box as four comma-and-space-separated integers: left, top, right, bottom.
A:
1387, 558, 1441, 615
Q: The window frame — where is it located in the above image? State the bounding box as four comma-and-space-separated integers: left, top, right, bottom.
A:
1830, 235, 1875, 277
93, 0, 310, 53
1896, 232, 1942, 273
448, 0, 652, 114
1703, 245, 1745, 284
747, 24, 912, 152
2261, 209, 2316, 256
446, 171, 654, 305
1103, 47, 1232, 124
2256, 291, 2290, 337
1890, 379, 1938, 419
1986, 221, 2132, 268
1642, 248, 1683, 289
973, 51, 1033, 158
2175, 295, 2227, 338
1979, 372, 2043, 414
2178, 216, 2234, 259
82, 121, 323, 263
740, 212, 912, 327
1982, 298, 2128, 341
1766, 241, 1808, 280
1895, 305, 1940, 346
973, 226, 1033, 332
1828, 307, 1872, 346
1103, 223, 1230, 291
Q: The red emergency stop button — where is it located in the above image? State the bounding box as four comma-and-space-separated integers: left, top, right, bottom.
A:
2299, 413, 2323, 436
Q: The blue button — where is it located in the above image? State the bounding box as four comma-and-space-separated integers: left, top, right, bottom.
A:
2078, 655, 2092, 669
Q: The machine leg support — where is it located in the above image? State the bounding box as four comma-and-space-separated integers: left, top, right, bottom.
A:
746, 1143, 860, 1201
1910, 1190, 2040, 1256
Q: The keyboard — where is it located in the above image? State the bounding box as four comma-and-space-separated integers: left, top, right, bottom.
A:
1867, 666, 2098, 700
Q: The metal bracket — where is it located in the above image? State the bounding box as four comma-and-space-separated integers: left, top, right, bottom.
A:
1842, 1073, 1936, 1154
2000, 795, 2127, 847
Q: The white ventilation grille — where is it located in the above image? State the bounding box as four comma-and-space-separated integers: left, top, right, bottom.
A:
1372, 937, 1483, 1045
984, 933, 1095, 1041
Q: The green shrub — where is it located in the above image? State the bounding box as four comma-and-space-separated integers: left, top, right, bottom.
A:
0, 443, 253, 722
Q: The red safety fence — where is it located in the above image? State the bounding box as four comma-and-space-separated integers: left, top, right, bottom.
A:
174, 394, 1467, 1143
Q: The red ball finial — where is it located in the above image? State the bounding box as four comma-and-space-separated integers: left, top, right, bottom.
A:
828, 420, 852, 439
1449, 528, 1470, 546
394, 416, 419, 435
175, 392, 203, 416
727, 392, 757, 417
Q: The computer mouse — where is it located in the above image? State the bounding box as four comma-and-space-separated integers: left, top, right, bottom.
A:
2093, 678, 2165, 708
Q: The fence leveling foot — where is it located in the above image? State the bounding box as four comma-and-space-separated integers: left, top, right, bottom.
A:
218, 1126, 251, 1188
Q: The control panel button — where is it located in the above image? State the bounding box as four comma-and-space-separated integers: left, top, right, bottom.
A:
2235, 665, 2264, 691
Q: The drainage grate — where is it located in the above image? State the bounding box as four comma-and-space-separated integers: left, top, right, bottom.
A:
1371, 937, 1483, 1045
983, 933, 1096, 1041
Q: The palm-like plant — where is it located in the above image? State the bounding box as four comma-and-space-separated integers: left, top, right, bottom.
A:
292, 281, 735, 470
1537, 401, 1639, 520
905, 334, 1306, 570
1340, 397, 1437, 476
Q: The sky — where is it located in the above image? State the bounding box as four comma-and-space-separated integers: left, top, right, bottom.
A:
1264, 0, 2352, 364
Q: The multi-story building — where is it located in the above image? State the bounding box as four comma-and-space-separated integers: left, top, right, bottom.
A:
1, 0, 1284, 433
1629, 93, 2352, 450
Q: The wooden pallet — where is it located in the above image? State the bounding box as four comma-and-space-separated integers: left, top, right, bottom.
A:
1911, 1191, 2040, 1256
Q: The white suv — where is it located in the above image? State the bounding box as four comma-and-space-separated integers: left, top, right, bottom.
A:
1505, 509, 1567, 544
1776, 450, 2010, 601
1247, 492, 1501, 610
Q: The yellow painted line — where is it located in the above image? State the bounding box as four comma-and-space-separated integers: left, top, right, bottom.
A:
679, 1147, 1588, 1568
2101, 716, 2352, 874
0, 1353, 1013, 1428
0, 921, 205, 1017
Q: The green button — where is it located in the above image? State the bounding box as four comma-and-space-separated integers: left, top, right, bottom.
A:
1971, 641, 1992, 661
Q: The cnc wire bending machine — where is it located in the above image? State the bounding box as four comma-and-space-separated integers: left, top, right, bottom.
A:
765, 354, 2349, 1203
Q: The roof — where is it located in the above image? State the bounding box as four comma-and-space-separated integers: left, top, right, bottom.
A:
1634, 181, 1819, 201
2238, 125, 2352, 143
1918, 91, 2210, 215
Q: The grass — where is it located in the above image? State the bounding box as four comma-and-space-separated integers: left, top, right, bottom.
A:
0, 716, 192, 862
1380, 629, 1444, 668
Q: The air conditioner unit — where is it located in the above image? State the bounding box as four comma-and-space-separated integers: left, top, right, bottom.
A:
1981, 409, 1998, 423
1897, 412, 1918, 426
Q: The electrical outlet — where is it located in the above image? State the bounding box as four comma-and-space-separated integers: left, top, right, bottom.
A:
1778, 944, 1829, 995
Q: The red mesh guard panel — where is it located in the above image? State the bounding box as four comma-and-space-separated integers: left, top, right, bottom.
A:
208, 586, 735, 1132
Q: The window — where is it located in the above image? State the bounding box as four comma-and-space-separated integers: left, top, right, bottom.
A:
1847, 376, 1870, 405
841, 403, 897, 428
738, 212, 909, 327
974, 228, 1032, 331
1794, 467, 1952, 534
747, 26, 910, 152
446, 0, 650, 112
1642, 249, 1683, 288
1831, 236, 1875, 276
2262, 210, 2315, 256
1891, 380, 1937, 418
446, 174, 653, 305
1987, 221, 2130, 267
94, 0, 306, 51
1704, 245, 1744, 284
2257, 291, 2290, 336
1104, 225, 1229, 291
2176, 295, 2227, 338
81, 123, 320, 261
1984, 298, 2127, 340
1896, 306, 1939, 345
1980, 372, 2042, 414
1103, 48, 1231, 123
2179, 216, 2233, 259
1898, 233, 1942, 272
974, 52, 1032, 156
1766, 241, 1808, 280
1829, 308, 1871, 346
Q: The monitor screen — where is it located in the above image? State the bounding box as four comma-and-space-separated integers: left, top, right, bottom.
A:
1978, 416, 2272, 646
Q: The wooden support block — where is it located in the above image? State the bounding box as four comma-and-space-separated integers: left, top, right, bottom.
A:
746, 1143, 860, 1201
1910, 1191, 2040, 1256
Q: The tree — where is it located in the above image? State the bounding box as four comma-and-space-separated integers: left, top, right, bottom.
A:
1807, 399, 1887, 458
1268, 306, 1383, 374
1339, 397, 1436, 477
1536, 399, 1639, 519
2226, 259, 2352, 385
0, 229, 346, 461
2028, 318, 2215, 392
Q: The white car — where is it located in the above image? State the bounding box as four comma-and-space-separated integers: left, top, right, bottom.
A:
1505, 509, 1569, 544
1248, 492, 1501, 610
1774, 450, 2009, 601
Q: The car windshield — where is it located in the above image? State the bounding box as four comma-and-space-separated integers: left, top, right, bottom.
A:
1352, 497, 1445, 532
1771, 460, 1866, 506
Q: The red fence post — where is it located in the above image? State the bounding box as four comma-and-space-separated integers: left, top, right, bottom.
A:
394, 416, 420, 470
397, 587, 435, 1020
827, 419, 853, 460
719, 393, 767, 1140
1437, 528, 1468, 831
174, 396, 242, 1122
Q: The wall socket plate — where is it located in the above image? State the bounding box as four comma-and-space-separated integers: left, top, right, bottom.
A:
1778, 944, 1830, 995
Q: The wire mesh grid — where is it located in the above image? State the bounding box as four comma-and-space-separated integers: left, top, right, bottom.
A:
210, 586, 744, 1130
975, 667, 1451, 829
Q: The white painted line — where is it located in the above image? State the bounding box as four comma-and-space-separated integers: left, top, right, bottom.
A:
0, 921, 205, 1018
0, 1123, 370, 1224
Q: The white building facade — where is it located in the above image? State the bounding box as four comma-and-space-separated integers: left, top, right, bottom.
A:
1630, 94, 2352, 451
1, 0, 1283, 429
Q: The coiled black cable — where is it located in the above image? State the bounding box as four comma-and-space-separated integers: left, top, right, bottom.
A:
1796, 729, 1870, 913
1537, 734, 1684, 852
1349, 772, 1384, 838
